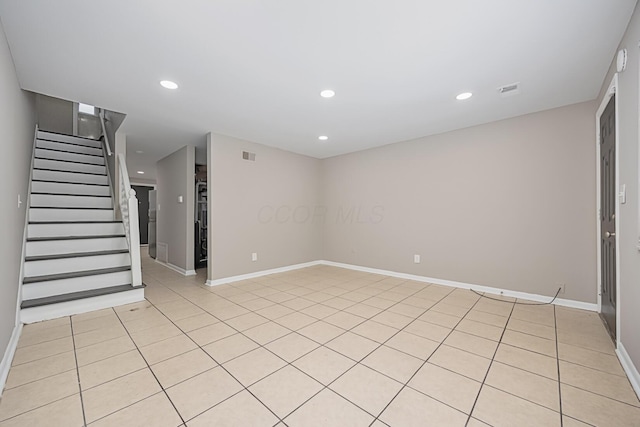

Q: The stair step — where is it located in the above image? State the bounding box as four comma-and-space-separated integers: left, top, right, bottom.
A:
26, 235, 127, 257
30, 206, 112, 210
31, 181, 111, 196
28, 222, 124, 238
27, 234, 125, 242
26, 249, 129, 261
32, 192, 110, 198
31, 193, 112, 209
29, 207, 114, 222
29, 220, 121, 224
20, 285, 145, 324
34, 158, 106, 175
33, 167, 106, 176
37, 131, 102, 148
35, 148, 104, 165
23, 266, 131, 284
32, 179, 108, 187
36, 139, 103, 156
32, 170, 109, 185
36, 146, 103, 158
21, 283, 144, 309
22, 269, 133, 300
24, 252, 131, 277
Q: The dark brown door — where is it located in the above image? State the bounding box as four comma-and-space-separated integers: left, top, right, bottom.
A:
600, 95, 616, 341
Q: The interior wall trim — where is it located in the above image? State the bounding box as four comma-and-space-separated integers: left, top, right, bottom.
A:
204, 258, 598, 311
155, 259, 196, 277
0, 324, 23, 397
617, 342, 640, 400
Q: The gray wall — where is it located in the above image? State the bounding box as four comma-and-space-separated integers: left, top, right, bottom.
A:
207, 133, 322, 280
322, 101, 597, 303
597, 2, 640, 376
0, 21, 36, 361
103, 110, 126, 189
35, 94, 72, 134
156, 146, 195, 272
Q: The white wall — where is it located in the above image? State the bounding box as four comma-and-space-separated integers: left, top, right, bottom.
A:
597, 2, 640, 376
0, 20, 36, 373
156, 145, 195, 273
322, 101, 597, 303
207, 133, 323, 281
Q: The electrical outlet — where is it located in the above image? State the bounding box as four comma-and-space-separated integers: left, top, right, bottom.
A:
558, 284, 566, 294
413, 254, 421, 264
252, 252, 258, 262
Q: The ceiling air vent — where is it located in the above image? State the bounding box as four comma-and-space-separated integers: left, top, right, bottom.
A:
498, 82, 520, 97
242, 151, 256, 161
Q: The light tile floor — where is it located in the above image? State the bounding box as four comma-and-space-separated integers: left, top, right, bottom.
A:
1, 255, 639, 426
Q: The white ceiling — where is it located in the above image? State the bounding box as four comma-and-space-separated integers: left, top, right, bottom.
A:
0, 0, 636, 180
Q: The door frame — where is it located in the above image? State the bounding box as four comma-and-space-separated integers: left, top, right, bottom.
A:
595, 74, 620, 347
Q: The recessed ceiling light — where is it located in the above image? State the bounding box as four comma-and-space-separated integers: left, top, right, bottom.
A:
137, 171, 145, 174
318, 136, 329, 141
160, 80, 178, 90
456, 92, 473, 100
320, 90, 335, 98
135, 150, 143, 154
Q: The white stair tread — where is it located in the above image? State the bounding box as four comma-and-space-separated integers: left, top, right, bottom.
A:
35, 148, 105, 165
36, 139, 103, 156
20, 286, 144, 324
37, 131, 102, 148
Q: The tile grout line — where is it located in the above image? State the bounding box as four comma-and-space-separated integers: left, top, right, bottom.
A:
368, 293, 491, 427
157, 270, 522, 423
278, 285, 461, 424
135, 265, 640, 419
2, 354, 77, 392
462, 298, 516, 427
146, 271, 447, 423
0, 323, 84, 425
139, 298, 288, 425
69, 315, 89, 427
6, 264, 630, 425
148, 264, 636, 423
554, 305, 564, 427
109, 308, 188, 427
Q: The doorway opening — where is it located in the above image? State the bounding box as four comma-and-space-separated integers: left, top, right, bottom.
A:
195, 164, 207, 269
131, 185, 154, 246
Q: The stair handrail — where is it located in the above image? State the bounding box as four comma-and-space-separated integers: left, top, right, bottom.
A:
117, 153, 142, 287
98, 109, 112, 157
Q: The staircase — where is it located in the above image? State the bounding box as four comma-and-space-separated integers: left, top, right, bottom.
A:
20, 130, 145, 323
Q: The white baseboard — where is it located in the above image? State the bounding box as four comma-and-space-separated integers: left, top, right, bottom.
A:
155, 260, 197, 276
0, 323, 23, 396
318, 260, 598, 311
202, 258, 598, 311
616, 342, 640, 400
205, 261, 323, 287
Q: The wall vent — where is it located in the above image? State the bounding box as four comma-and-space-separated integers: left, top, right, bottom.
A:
498, 82, 520, 96
242, 151, 256, 161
